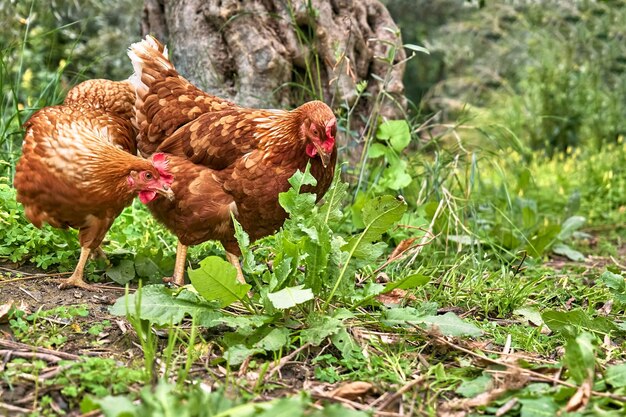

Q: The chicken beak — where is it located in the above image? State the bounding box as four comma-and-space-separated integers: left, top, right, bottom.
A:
156, 185, 175, 201
320, 152, 331, 168
313, 142, 331, 168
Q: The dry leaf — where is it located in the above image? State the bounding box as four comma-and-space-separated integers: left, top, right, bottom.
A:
329, 381, 373, 400
388, 237, 417, 261
0, 300, 29, 324
565, 379, 592, 412
0, 301, 12, 324
376, 288, 416, 307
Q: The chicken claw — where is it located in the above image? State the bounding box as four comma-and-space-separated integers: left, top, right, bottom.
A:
57, 275, 101, 292
56, 247, 102, 292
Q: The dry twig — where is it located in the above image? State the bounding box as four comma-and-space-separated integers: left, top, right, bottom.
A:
0, 339, 81, 361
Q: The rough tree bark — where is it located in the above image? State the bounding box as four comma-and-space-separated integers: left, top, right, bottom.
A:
141, 0, 407, 150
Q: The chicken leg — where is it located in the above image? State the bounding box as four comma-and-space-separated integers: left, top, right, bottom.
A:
226, 251, 246, 284
164, 241, 188, 287
90, 246, 108, 261
58, 247, 99, 291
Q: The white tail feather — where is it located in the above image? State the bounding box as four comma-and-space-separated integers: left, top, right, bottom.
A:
127, 36, 173, 99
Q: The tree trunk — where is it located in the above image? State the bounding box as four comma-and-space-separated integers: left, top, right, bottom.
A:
141, 0, 407, 153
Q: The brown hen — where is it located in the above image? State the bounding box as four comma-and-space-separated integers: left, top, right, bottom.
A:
128, 36, 337, 286
14, 79, 175, 290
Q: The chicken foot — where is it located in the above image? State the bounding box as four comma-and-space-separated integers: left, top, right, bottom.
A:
164, 241, 188, 287
226, 251, 246, 284
58, 247, 100, 291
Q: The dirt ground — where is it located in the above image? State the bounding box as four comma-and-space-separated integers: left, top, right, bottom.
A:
0, 263, 320, 416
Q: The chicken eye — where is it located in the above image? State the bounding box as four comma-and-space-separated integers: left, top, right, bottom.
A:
143, 172, 153, 180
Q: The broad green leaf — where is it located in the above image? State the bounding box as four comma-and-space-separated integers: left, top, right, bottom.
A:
381, 158, 412, 190
105, 259, 135, 285
88, 395, 135, 417
279, 191, 317, 216
514, 307, 544, 326
519, 397, 559, 417
384, 274, 431, 293
368, 142, 388, 158
232, 215, 259, 275
134, 251, 163, 279
331, 328, 359, 360
420, 313, 482, 337
382, 306, 428, 326
279, 166, 317, 216
521, 205, 537, 229
456, 374, 492, 398
256, 397, 306, 417
223, 344, 264, 366
302, 225, 332, 293
376, 152, 412, 190
599, 271, 626, 304
217, 315, 271, 334
254, 327, 290, 351
320, 171, 349, 225
564, 331, 596, 384
350, 192, 367, 229
327, 195, 407, 307
351, 281, 385, 304
342, 195, 407, 257
383, 308, 482, 337
558, 216, 586, 240
552, 243, 585, 262
526, 224, 561, 257
268, 285, 314, 309
188, 256, 251, 308
109, 285, 222, 326
542, 309, 618, 337
605, 362, 626, 388
287, 165, 317, 191
301, 314, 343, 345
599, 270, 625, 292
376, 119, 411, 152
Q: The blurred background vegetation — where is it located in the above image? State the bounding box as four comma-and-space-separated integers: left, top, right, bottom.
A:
0, 0, 141, 167
389, 0, 626, 153
3, 0, 626, 160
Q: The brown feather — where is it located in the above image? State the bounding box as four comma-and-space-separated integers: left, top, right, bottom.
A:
129, 36, 338, 262
14, 79, 166, 252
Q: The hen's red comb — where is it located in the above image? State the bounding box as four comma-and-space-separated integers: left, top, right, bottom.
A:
323, 119, 337, 152
151, 153, 174, 183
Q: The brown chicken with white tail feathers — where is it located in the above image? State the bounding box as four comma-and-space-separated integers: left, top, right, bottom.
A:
128, 36, 337, 286
14, 79, 175, 290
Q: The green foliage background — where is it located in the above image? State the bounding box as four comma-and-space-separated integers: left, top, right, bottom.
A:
391, 0, 626, 152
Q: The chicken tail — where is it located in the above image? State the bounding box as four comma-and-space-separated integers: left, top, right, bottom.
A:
127, 36, 172, 102
128, 36, 233, 157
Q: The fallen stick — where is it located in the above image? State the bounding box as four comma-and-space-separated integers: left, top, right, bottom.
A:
0, 339, 82, 361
